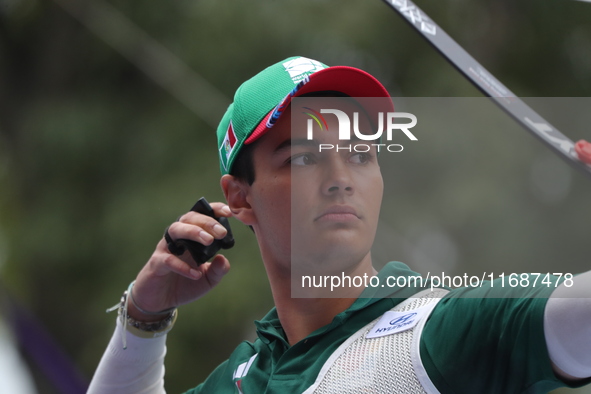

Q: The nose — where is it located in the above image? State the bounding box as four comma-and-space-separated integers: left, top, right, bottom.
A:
322, 158, 354, 196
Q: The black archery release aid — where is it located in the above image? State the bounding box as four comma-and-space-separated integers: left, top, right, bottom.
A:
165, 197, 235, 265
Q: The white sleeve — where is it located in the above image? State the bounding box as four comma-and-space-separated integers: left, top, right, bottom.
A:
87, 318, 167, 394
544, 271, 591, 379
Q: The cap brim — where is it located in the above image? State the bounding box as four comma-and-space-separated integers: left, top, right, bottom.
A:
245, 66, 393, 144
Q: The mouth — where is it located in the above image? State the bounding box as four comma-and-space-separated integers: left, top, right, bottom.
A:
315, 205, 360, 222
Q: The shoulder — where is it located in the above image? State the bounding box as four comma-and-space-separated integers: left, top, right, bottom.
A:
419, 279, 566, 393
185, 339, 263, 394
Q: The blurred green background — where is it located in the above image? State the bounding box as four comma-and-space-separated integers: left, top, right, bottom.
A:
0, 0, 590, 393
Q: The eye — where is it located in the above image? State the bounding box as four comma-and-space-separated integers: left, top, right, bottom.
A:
291, 153, 317, 166
349, 152, 372, 164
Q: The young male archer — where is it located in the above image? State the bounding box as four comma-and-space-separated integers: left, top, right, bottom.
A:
88, 56, 591, 394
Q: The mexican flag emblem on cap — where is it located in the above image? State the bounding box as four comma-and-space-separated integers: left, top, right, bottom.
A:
219, 120, 237, 172
216, 56, 330, 175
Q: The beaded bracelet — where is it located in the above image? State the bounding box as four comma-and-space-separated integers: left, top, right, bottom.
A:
124, 308, 178, 340
107, 281, 178, 349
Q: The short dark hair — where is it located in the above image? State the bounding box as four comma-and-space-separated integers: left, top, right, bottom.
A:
230, 139, 257, 185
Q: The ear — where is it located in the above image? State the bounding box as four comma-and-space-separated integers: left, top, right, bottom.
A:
220, 174, 256, 226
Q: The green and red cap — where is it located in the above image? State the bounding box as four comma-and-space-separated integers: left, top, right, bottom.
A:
217, 56, 392, 175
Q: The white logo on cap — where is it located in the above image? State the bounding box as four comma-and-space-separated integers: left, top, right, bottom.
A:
283, 57, 327, 84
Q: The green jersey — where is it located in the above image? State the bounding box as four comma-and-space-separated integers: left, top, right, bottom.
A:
185, 262, 582, 394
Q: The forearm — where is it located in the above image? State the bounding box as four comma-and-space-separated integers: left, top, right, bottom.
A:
87, 318, 167, 394
86, 201, 232, 393
544, 270, 591, 379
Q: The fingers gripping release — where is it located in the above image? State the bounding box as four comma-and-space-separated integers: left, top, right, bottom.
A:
164, 198, 235, 265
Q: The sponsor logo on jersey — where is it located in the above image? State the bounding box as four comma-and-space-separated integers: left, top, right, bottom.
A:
389, 312, 418, 327
366, 306, 431, 339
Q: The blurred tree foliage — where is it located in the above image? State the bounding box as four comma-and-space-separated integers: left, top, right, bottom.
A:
0, 0, 590, 393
